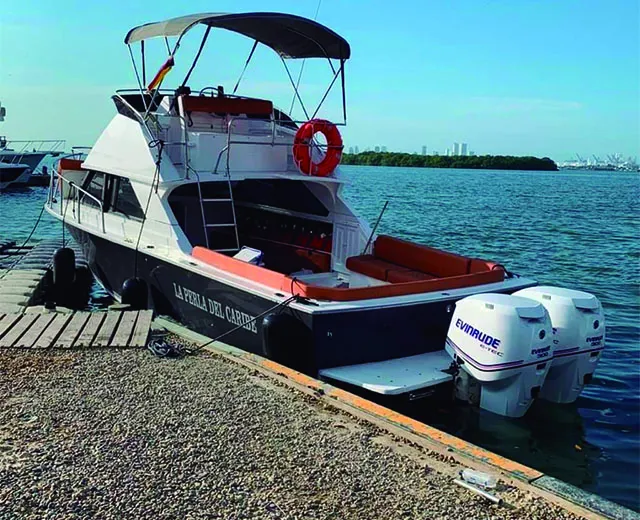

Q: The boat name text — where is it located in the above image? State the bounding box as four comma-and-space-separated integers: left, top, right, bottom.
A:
173, 283, 258, 334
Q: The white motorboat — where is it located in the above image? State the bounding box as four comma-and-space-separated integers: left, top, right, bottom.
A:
45, 12, 606, 417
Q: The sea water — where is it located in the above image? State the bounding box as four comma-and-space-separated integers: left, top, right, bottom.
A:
341, 166, 639, 512
0, 168, 638, 511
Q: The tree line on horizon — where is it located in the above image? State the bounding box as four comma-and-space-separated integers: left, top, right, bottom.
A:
341, 151, 558, 171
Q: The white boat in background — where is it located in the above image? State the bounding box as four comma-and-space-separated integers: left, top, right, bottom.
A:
0, 162, 31, 190
0, 103, 65, 180
45, 11, 606, 418
0, 137, 65, 174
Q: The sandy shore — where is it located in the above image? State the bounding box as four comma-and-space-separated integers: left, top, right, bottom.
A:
0, 347, 584, 520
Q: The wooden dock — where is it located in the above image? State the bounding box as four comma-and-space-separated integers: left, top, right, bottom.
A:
0, 238, 87, 314
0, 310, 153, 349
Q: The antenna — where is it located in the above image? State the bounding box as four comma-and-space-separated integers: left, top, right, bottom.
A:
0, 102, 5, 122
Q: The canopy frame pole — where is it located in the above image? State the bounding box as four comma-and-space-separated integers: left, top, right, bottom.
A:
141, 41, 146, 85
310, 61, 343, 121
143, 38, 182, 120
181, 26, 211, 89
340, 59, 347, 124
128, 44, 149, 112
281, 57, 310, 121
233, 40, 259, 95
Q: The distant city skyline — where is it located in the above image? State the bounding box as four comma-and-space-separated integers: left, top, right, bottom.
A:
1, 0, 638, 160
346, 141, 634, 163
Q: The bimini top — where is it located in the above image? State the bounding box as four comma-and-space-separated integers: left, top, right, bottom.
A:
124, 12, 351, 60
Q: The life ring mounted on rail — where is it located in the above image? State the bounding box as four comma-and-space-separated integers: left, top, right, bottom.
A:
293, 119, 343, 177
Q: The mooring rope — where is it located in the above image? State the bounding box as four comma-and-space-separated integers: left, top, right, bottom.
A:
0, 204, 46, 281
147, 294, 300, 358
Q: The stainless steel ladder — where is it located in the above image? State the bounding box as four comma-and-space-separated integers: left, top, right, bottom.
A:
195, 171, 240, 253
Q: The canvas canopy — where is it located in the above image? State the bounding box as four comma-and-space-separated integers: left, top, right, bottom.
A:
125, 12, 351, 60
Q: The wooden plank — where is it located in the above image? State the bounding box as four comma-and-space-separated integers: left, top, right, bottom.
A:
55, 312, 91, 348
109, 311, 138, 347
92, 311, 122, 347
0, 313, 22, 340
33, 313, 73, 349
74, 313, 106, 348
130, 310, 153, 347
15, 313, 56, 348
0, 314, 39, 347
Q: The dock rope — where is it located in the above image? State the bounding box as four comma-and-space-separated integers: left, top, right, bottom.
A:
133, 139, 164, 278
147, 294, 299, 358
0, 204, 46, 281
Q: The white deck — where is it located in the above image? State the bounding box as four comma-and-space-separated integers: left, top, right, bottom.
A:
319, 350, 454, 395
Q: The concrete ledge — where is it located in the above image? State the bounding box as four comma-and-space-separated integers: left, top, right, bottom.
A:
155, 316, 636, 520
533, 476, 639, 520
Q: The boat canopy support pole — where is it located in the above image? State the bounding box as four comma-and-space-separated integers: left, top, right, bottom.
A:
181, 26, 211, 90
144, 38, 182, 120
128, 44, 149, 112
281, 57, 310, 121
141, 41, 146, 85
310, 62, 344, 121
340, 59, 347, 124
233, 40, 259, 95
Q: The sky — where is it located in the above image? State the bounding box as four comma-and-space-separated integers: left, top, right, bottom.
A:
0, 0, 638, 161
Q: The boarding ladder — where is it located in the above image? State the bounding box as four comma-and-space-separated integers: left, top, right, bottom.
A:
195, 169, 240, 253
174, 95, 244, 254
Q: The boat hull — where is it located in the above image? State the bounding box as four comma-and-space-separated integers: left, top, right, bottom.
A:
0, 164, 31, 190
68, 226, 535, 372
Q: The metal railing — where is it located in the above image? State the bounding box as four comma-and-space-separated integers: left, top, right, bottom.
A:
48, 173, 105, 234
112, 91, 340, 182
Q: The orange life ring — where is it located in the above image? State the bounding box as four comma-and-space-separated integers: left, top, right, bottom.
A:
293, 119, 343, 177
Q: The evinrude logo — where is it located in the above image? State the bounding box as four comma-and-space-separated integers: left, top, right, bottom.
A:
456, 319, 501, 349
586, 334, 603, 346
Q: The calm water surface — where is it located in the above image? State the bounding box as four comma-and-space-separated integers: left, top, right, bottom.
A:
1, 168, 638, 511
341, 166, 639, 512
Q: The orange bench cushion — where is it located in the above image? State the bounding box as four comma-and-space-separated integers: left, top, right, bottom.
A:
345, 255, 408, 281
387, 270, 436, 283
374, 235, 471, 278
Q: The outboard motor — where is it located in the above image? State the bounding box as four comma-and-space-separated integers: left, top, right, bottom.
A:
514, 286, 605, 404
445, 293, 553, 418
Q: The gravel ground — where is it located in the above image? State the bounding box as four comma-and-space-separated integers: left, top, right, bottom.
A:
0, 346, 585, 520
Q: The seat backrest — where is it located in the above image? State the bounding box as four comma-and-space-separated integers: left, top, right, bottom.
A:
181, 95, 273, 118
374, 235, 471, 277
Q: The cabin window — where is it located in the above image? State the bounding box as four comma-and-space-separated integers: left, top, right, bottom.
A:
110, 176, 145, 220
82, 172, 106, 208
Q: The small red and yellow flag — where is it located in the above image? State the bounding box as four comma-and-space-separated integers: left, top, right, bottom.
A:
146, 55, 174, 91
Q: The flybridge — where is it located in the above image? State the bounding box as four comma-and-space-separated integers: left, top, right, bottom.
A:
122, 12, 349, 125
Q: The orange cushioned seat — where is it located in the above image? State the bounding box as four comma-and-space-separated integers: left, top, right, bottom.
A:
387, 269, 436, 283
345, 255, 409, 281
374, 235, 471, 278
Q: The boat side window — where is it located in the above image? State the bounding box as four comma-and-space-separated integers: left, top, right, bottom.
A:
82, 171, 106, 208
110, 176, 145, 220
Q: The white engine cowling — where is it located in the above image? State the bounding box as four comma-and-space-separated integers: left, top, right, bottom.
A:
445, 293, 553, 418
513, 286, 605, 404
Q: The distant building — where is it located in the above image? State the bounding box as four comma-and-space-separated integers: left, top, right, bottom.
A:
354, 146, 359, 154
445, 148, 451, 156
432, 151, 439, 156
453, 142, 460, 156
469, 151, 475, 156
381, 146, 387, 152
348, 146, 354, 154
461, 143, 468, 156
374, 146, 380, 153
422, 145, 427, 156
